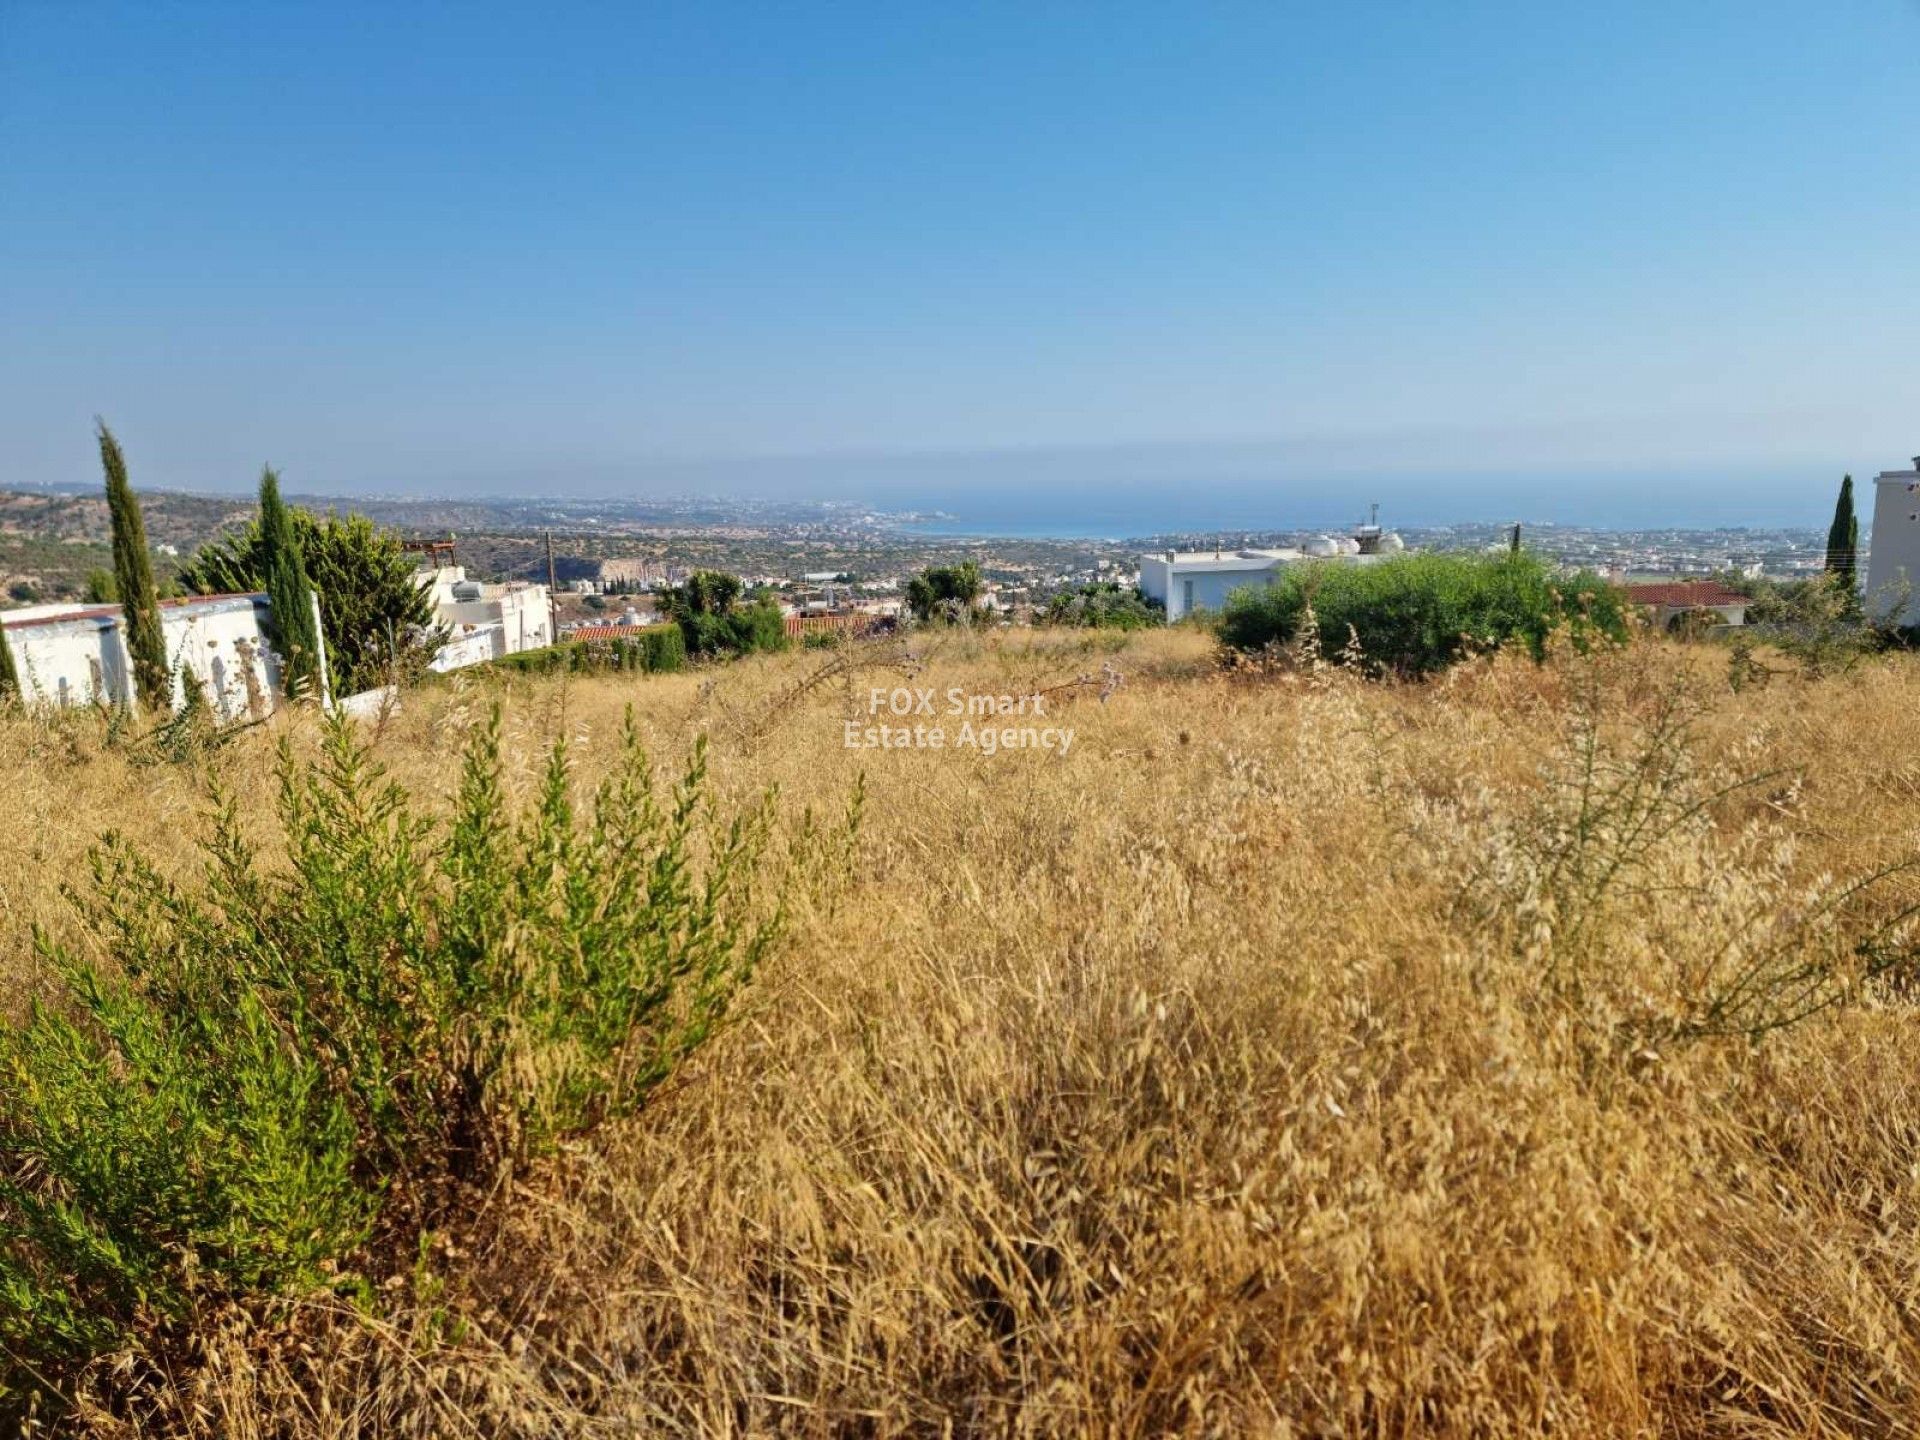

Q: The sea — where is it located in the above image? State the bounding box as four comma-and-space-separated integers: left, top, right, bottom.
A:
879, 468, 1830, 541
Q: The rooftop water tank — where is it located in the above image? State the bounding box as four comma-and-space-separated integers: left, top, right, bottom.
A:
451, 580, 483, 602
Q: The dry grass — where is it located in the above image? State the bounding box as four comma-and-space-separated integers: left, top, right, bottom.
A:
8, 627, 1920, 1436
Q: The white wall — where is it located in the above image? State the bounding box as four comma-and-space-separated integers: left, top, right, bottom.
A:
2, 595, 282, 717
428, 626, 501, 672
1138, 554, 1288, 621
3, 613, 127, 708
1176, 568, 1279, 621
1866, 467, 1920, 622
1138, 556, 1173, 614
165, 597, 284, 720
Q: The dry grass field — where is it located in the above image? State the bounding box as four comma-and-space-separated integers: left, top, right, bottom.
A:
6, 626, 1920, 1436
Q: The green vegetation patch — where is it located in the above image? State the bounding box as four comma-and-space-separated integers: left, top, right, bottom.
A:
0, 706, 834, 1399
1218, 551, 1628, 675
1040, 580, 1163, 630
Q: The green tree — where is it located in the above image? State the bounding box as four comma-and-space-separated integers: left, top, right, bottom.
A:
81, 569, 118, 604
671, 570, 743, 616
257, 468, 323, 698
99, 422, 170, 710
904, 560, 983, 623
1825, 474, 1859, 597
659, 569, 788, 657
180, 509, 440, 696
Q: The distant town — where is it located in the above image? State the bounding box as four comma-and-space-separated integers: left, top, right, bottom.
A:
0, 481, 1847, 627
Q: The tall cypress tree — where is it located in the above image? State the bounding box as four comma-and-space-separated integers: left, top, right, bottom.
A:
1825, 474, 1859, 594
99, 421, 171, 710
259, 466, 323, 699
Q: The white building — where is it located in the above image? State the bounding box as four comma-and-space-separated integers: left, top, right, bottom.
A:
1140, 551, 1296, 622
417, 565, 554, 670
0, 593, 287, 718
1139, 526, 1405, 623
1865, 457, 1920, 622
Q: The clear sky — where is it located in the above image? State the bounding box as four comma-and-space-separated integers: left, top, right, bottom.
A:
3, 0, 1918, 526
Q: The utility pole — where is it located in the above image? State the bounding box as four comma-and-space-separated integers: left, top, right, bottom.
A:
545, 530, 560, 646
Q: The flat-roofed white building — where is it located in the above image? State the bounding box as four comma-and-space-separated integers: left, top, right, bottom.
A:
415, 565, 553, 667
1139, 551, 1294, 622
1865, 456, 1920, 622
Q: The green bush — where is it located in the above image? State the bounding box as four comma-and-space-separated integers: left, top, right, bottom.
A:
658, 571, 790, 658
1218, 552, 1627, 675
488, 643, 570, 675
1040, 581, 1164, 630
672, 599, 787, 658
0, 707, 793, 1392
905, 561, 982, 624
640, 624, 687, 673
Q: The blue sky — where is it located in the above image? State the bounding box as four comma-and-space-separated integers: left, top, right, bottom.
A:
2, 0, 1918, 526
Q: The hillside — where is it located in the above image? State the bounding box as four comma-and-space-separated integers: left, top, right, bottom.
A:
0, 490, 248, 603
5, 627, 1920, 1435
0, 484, 1123, 609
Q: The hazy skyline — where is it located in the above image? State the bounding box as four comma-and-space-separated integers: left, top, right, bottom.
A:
3, 1, 1917, 526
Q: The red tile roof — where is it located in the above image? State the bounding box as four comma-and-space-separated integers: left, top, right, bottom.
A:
1621, 582, 1748, 608
567, 623, 671, 642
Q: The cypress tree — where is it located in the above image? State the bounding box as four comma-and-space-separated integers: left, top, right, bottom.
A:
1825, 473, 1859, 592
259, 467, 323, 699
99, 421, 171, 710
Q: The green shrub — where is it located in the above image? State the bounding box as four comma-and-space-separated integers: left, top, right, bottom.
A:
488, 643, 568, 675
904, 561, 982, 624
677, 599, 788, 658
642, 625, 686, 672
481, 626, 687, 678
1218, 552, 1627, 675
1040, 581, 1164, 630
0, 706, 792, 1392
655, 571, 790, 659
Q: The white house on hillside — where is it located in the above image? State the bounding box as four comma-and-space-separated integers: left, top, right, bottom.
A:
416, 565, 553, 670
